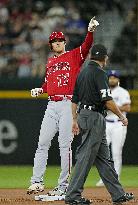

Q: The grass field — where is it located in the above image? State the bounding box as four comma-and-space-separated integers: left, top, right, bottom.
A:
0, 165, 137, 188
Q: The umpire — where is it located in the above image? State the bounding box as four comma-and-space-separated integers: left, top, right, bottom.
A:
65, 44, 134, 205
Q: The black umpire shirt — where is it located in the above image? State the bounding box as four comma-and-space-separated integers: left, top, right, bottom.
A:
72, 61, 112, 112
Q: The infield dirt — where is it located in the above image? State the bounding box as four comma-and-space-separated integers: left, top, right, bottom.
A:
0, 188, 137, 205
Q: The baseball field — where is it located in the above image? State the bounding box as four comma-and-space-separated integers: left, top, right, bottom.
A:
0, 165, 138, 205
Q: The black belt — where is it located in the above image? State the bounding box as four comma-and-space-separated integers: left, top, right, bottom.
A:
80, 104, 97, 111
79, 104, 106, 116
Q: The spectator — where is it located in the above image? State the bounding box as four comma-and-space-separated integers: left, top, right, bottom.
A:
0, 23, 9, 50
30, 25, 47, 50
65, 13, 86, 35
17, 53, 32, 78
12, 36, 32, 78
0, 3, 9, 23
47, 1, 66, 17
46, 1, 66, 32
0, 50, 8, 76
1, 56, 18, 78
0, 0, 136, 80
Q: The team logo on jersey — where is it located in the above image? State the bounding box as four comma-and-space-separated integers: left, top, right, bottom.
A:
47, 62, 70, 75
46, 62, 71, 87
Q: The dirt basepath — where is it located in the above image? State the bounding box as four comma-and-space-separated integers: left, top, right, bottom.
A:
0, 188, 137, 205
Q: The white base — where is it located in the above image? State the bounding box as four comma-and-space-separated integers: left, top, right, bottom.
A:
35, 194, 65, 201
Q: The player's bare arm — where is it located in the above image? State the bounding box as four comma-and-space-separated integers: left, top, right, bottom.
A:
72, 103, 80, 135
105, 100, 128, 126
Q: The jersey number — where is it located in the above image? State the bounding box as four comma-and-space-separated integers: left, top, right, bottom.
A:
100, 89, 112, 98
57, 73, 69, 87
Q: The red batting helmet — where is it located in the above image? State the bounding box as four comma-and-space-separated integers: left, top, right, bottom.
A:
49, 31, 66, 43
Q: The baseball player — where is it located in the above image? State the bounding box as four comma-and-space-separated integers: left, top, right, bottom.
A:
27, 17, 99, 196
96, 70, 131, 187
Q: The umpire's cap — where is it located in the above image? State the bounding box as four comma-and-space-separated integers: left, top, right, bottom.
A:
90, 44, 108, 61
108, 70, 120, 78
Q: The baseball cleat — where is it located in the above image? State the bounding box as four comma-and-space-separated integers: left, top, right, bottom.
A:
48, 186, 67, 196
113, 192, 134, 204
27, 183, 44, 195
65, 197, 92, 204
96, 179, 104, 187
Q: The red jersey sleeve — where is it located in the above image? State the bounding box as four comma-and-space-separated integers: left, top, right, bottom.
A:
41, 80, 47, 93
80, 31, 93, 60
41, 65, 48, 93
70, 31, 94, 69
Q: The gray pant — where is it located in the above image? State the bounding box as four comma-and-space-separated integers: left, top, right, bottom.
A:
31, 100, 73, 188
65, 109, 125, 202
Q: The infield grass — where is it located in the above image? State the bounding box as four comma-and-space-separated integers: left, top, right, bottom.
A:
0, 165, 137, 188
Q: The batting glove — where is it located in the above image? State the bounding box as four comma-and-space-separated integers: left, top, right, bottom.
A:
31, 88, 43, 97
88, 16, 99, 32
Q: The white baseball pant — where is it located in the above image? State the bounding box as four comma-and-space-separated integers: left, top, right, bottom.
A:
31, 99, 73, 188
106, 121, 127, 178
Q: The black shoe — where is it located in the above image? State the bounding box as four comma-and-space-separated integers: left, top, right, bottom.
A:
113, 193, 134, 204
65, 197, 92, 205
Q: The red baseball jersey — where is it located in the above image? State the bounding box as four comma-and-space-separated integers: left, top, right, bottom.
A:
42, 32, 93, 96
